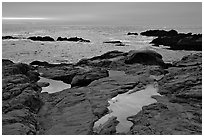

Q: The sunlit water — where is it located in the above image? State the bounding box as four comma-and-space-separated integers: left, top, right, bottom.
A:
2, 24, 201, 64
38, 77, 71, 93
93, 83, 161, 133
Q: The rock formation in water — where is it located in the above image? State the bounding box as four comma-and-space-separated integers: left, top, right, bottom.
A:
56, 37, 90, 42
27, 36, 55, 41
103, 40, 126, 46
127, 32, 138, 35
141, 29, 202, 51
2, 36, 19, 40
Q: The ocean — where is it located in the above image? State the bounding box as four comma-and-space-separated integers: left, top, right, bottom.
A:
2, 24, 202, 64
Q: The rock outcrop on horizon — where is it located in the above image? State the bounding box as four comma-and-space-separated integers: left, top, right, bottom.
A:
127, 32, 138, 35
27, 36, 55, 41
140, 29, 202, 51
56, 37, 90, 42
2, 36, 19, 40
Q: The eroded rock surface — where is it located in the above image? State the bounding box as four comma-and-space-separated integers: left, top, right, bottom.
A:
2, 60, 43, 135
3, 49, 201, 135
127, 53, 202, 135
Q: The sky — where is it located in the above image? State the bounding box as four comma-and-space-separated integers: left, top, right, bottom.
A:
2, 2, 202, 26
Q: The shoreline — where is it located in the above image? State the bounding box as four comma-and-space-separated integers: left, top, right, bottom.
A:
2, 29, 202, 135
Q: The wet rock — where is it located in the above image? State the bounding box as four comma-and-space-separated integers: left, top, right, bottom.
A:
37, 82, 50, 87
30, 61, 50, 66
2, 59, 14, 66
94, 116, 119, 135
2, 60, 43, 135
140, 29, 178, 37
145, 29, 202, 51
127, 53, 202, 135
103, 40, 122, 44
71, 68, 109, 87
124, 50, 165, 67
127, 32, 138, 35
103, 40, 126, 46
57, 36, 90, 42
2, 36, 19, 40
27, 36, 55, 41
36, 65, 84, 84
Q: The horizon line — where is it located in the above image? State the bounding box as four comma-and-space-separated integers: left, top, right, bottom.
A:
2, 17, 48, 20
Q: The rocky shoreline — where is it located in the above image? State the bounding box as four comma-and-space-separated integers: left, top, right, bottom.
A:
2, 29, 202, 135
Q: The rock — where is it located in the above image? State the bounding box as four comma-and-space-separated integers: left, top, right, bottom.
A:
30, 61, 50, 66
127, 32, 138, 35
90, 50, 126, 60
145, 29, 202, 51
2, 61, 43, 135
173, 35, 202, 51
94, 116, 119, 134
127, 53, 202, 135
76, 50, 126, 67
3, 59, 14, 66
27, 36, 55, 41
124, 50, 165, 67
71, 68, 109, 87
103, 40, 122, 44
36, 65, 83, 84
140, 29, 178, 37
37, 82, 50, 87
57, 37, 90, 42
2, 36, 18, 40
103, 40, 126, 46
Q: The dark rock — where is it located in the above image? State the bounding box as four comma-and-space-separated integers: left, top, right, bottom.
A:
37, 82, 50, 87
103, 40, 126, 46
127, 53, 202, 135
2, 61, 43, 135
127, 32, 138, 35
103, 40, 122, 44
2, 36, 18, 40
57, 37, 90, 42
144, 29, 202, 51
3, 59, 14, 66
36, 65, 83, 84
140, 29, 178, 37
94, 116, 119, 134
27, 36, 55, 41
71, 68, 109, 87
90, 50, 126, 60
124, 50, 165, 67
30, 61, 50, 66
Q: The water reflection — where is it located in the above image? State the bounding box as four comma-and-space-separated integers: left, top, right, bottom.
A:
38, 77, 71, 93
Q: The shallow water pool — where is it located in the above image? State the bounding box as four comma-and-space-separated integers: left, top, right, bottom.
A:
38, 77, 71, 93
93, 83, 161, 133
